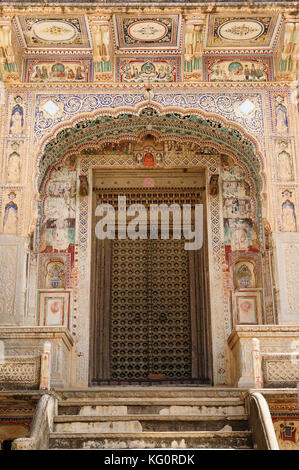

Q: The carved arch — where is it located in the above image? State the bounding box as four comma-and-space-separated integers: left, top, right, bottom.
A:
35, 106, 265, 193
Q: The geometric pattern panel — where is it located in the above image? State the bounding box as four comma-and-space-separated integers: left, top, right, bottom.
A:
262, 354, 299, 388
110, 238, 192, 380
0, 356, 41, 389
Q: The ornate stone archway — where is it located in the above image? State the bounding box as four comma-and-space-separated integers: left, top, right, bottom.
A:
36, 106, 268, 386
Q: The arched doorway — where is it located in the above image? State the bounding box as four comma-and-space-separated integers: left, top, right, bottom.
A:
36, 106, 266, 387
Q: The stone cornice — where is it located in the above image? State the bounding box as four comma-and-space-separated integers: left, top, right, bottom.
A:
0, 326, 74, 350
228, 325, 299, 348
0, 3, 298, 15
2, 81, 292, 90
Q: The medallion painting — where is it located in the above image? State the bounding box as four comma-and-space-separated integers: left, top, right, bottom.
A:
117, 57, 180, 83
38, 291, 70, 327
205, 57, 271, 82
233, 290, 264, 325
113, 14, 181, 51
205, 14, 280, 48
15, 16, 91, 48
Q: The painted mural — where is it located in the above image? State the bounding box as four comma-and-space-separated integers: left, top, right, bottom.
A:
94, 60, 112, 82
134, 146, 164, 167
117, 57, 179, 83
113, 15, 181, 50
282, 200, 297, 232
45, 260, 65, 289
16, 16, 91, 48
184, 57, 202, 81
274, 95, 289, 134
221, 156, 259, 263
271, 404, 299, 450
39, 162, 76, 267
9, 96, 24, 135
234, 261, 257, 289
205, 57, 270, 82
38, 291, 70, 327
237, 296, 258, 324
6, 142, 22, 184
276, 141, 293, 182
81, 142, 131, 157
26, 60, 91, 83
3, 192, 18, 235
206, 15, 278, 48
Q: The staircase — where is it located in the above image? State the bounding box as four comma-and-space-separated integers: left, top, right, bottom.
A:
49, 388, 254, 449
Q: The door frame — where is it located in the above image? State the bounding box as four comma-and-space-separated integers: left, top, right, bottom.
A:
89, 168, 213, 384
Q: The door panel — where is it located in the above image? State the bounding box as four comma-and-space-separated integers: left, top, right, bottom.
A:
91, 178, 211, 384
149, 239, 191, 379
110, 239, 149, 380
109, 238, 192, 380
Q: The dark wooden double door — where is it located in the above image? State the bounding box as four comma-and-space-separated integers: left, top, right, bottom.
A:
91, 186, 211, 384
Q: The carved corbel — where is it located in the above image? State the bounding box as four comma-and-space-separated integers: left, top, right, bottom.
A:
79, 175, 89, 196
209, 174, 219, 196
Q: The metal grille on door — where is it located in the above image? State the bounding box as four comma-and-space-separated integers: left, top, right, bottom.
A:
110, 238, 192, 380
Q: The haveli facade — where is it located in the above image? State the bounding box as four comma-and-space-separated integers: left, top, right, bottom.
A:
0, 0, 299, 450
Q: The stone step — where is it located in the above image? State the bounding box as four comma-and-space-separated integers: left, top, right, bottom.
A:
58, 402, 245, 417
54, 414, 249, 432
49, 431, 253, 449
56, 387, 245, 400
58, 397, 244, 405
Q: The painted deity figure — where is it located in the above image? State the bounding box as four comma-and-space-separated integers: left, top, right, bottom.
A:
278, 151, 293, 181
9, 104, 24, 134
3, 193, 18, 234
275, 103, 288, 134
282, 200, 297, 232
143, 152, 155, 167
231, 220, 249, 251
7, 152, 20, 183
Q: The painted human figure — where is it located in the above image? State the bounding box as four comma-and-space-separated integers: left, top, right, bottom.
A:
7, 152, 20, 183
52, 218, 70, 251
41, 66, 48, 80
275, 103, 288, 134
282, 200, 297, 232
75, 66, 84, 80
231, 220, 248, 251
278, 151, 292, 181
67, 68, 75, 80
9, 105, 24, 134
3, 192, 18, 234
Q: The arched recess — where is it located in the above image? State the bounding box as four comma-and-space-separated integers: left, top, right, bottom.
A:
34, 105, 269, 386
36, 106, 266, 248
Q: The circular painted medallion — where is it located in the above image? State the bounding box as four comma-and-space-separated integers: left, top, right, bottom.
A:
127, 20, 168, 42
32, 20, 78, 43
218, 20, 265, 41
